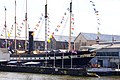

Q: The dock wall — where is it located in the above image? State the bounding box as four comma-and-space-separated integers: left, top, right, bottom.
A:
0, 66, 87, 76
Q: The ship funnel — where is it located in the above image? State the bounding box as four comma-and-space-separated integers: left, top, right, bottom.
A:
28, 31, 34, 54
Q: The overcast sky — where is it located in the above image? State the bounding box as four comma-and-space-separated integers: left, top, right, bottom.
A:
0, 0, 120, 40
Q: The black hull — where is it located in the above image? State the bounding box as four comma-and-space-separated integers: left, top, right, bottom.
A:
10, 50, 95, 68
46, 57, 93, 67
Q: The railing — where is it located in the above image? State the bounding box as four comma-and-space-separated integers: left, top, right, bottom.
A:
10, 54, 92, 61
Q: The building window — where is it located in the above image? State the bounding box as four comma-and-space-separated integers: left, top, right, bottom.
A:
82, 42, 86, 46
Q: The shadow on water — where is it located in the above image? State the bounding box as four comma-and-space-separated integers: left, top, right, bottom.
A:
0, 72, 119, 80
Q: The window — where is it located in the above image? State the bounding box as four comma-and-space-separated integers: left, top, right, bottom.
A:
82, 42, 86, 46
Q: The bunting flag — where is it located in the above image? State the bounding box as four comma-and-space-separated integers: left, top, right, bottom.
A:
35, 13, 44, 40
0, 27, 5, 37
47, 33, 54, 43
16, 20, 24, 37
98, 31, 101, 35
36, 24, 39, 27
8, 32, 10, 38
47, 13, 52, 43
34, 13, 44, 32
47, 39, 50, 43
0, 26, 12, 38
71, 13, 75, 35
89, 0, 101, 25
28, 24, 30, 29
45, 7, 76, 36
15, 18, 31, 38
11, 19, 31, 38
97, 27, 101, 35
89, 0, 101, 35
54, 8, 70, 33
46, 13, 57, 43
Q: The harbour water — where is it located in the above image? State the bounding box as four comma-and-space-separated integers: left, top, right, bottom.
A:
0, 72, 119, 80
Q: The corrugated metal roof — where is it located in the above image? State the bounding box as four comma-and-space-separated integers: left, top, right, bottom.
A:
54, 35, 76, 42
81, 33, 120, 41
92, 43, 120, 49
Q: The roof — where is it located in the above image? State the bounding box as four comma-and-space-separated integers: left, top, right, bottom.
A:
54, 35, 76, 42
80, 43, 120, 52
80, 32, 120, 41
92, 43, 120, 49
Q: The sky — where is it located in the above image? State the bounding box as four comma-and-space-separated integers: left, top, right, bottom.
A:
0, 0, 120, 41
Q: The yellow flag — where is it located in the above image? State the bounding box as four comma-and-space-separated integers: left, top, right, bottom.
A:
50, 35, 52, 38
8, 33, 10, 37
47, 39, 51, 43
98, 32, 101, 35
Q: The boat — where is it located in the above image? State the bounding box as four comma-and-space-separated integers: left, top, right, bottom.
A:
10, 49, 96, 68
9, 1, 96, 68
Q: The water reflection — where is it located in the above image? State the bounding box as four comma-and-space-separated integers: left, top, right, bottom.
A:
0, 72, 119, 80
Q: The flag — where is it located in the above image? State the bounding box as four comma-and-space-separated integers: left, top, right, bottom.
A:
67, 8, 70, 11
41, 13, 43, 16
71, 18, 74, 21
72, 14, 74, 17
38, 21, 40, 23
8, 33, 10, 37
52, 32, 54, 34
55, 28, 58, 32
36, 24, 39, 27
22, 23, 24, 25
40, 17, 42, 20
47, 39, 50, 43
62, 16, 64, 20
50, 35, 53, 38
61, 21, 63, 24
34, 27, 37, 30
98, 31, 101, 35
92, 4, 95, 6
23, 20, 25, 22
64, 12, 66, 15
57, 25, 60, 28
71, 28, 74, 30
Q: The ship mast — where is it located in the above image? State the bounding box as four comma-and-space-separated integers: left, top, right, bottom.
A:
25, 0, 28, 50
45, 0, 48, 67
69, 0, 73, 69
45, 0, 48, 51
4, 6, 7, 48
68, 0, 72, 51
14, 0, 17, 52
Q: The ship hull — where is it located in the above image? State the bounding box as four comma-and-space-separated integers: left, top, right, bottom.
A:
10, 50, 95, 68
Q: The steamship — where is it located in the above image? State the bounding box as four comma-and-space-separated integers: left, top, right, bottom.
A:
9, 1, 96, 68
10, 47, 96, 68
